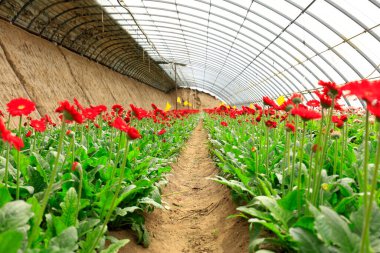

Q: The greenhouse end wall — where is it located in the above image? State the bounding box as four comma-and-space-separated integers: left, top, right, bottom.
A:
0, 20, 218, 119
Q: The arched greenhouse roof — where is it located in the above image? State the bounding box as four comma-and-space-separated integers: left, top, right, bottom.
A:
1, 0, 380, 107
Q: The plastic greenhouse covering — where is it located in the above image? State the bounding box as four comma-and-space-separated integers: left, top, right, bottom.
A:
96, 0, 380, 107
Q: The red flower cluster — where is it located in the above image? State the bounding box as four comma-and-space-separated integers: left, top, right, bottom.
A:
112, 117, 141, 139
0, 118, 24, 150
130, 104, 149, 120
221, 121, 228, 127
55, 100, 83, 123
7, 97, 36, 117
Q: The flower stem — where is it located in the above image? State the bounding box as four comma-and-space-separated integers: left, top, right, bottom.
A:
16, 116, 22, 200
75, 168, 83, 221
297, 121, 306, 212
27, 121, 66, 247
360, 119, 379, 253
265, 126, 269, 175
290, 116, 298, 191
4, 145, 11, 188
282, 131, 290, 195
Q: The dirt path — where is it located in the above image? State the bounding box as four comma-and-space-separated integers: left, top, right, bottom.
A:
112, 120, 249, 253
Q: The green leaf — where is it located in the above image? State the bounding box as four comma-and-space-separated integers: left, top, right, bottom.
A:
311, 205, 360, 252
0, 187, 13, 208
115, 206, 141, 216
237, 206, 271, 221
255, 196, 293, 227
100, 239, 129, 253
0, 200, 33, 233
78, 218, 101, 238
292, 216, 314, 231
290, 228, 328, 253
49, 226, 78, 253
0, 230, 23, 253
138, 197, 163, 209
60, 187, 78, 227
28, 166, 47, 193
278, 189, 305, 211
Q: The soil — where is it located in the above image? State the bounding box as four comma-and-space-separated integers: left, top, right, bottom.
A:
111, 120, 249, 253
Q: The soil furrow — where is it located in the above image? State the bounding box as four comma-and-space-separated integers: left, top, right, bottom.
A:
112, 120, 249, 253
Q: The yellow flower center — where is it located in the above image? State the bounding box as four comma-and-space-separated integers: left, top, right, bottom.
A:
18, 105, 26, 110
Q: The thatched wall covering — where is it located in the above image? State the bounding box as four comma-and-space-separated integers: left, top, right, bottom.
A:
0, 21, 218, 118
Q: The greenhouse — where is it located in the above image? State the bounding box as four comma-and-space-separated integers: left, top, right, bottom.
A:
0, 0, 379, 252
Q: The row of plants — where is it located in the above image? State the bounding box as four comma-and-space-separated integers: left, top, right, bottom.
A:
0, 98, 199, 253
204, 79, 380, 253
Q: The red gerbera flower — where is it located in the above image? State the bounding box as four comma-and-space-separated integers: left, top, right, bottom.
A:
263, 96, 277, 108
44, 114, 54, 126
127, 126, 141, 140
7, 97, 36, 117
340, 115, 348, 122
82, 108, 99, 121
265, 120, 277, 128
306, 100, 320, 108
290, 93, 303, 104
0, 118, 24, 150
368, 102, 380, 120
220, 121, 228, 127
91, 105, 107, 114
291, 107, 321, 121
30, 119, 46, 132
157, 129, 166, 135
285, 123, 296, 133
315, 90, 333, 109
112, 117, 129, 132
112, 104, 124, 116
319, 80, 342, 98
341, 79, 380, 104
73, 98, 84, 111
71, 161, 81, 172
55, 100, 83, 124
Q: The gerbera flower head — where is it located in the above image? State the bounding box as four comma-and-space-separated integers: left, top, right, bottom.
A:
285, 123, 296, 133
82, 108, 99, 121
55, 100, 83, 124
73, 98, 84, 111
112, 117, 129, 132
263, 96, 278, 108
319, 80, 342, 98
291, 107, 321, 121
265, 120, 277, 128
157, 128, 166, 135
315, 90, 333, 109
112, 104, 124, 116
30, 119, 46, 132
0, 118, 24, 150
7, 97, 36, 117
341, 79, 380, 104
220, 121, 228, 127
306, 99, 320, 108
290, 93, 303, 104
127, 126, 141, 140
